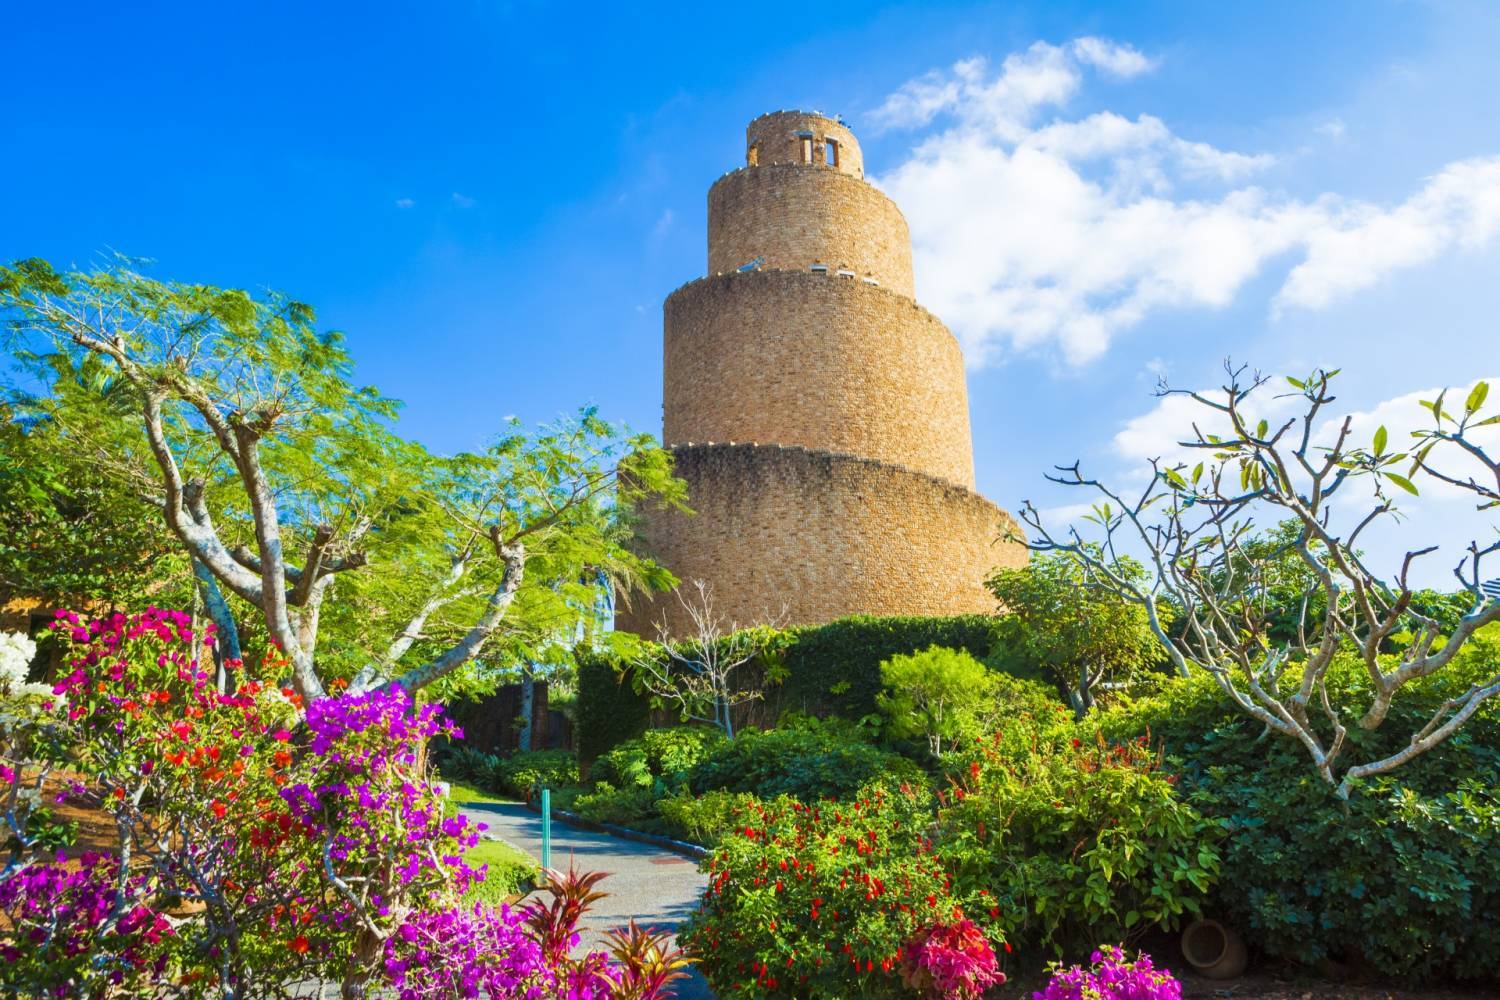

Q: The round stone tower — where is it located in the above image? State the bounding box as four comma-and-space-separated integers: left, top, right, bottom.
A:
618, 111, 1026, 635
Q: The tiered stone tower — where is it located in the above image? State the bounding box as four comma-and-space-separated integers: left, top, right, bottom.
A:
618, 111, 1025, 635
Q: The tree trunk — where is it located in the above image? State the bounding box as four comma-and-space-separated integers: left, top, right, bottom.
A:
193, 559, 241, 691
519, 670, 535, 752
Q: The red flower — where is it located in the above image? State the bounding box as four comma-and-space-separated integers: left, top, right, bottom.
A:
288, 935, 309, 954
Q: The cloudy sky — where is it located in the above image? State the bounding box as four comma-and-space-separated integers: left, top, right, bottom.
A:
5, 1, 1497, 586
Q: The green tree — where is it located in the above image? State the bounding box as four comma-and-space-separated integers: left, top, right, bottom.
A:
876, 645, 999, 756
0, 256, 686, 703
0, 401, 185, 610
988, 553, 1165, 717
1021, 364, 1500, 796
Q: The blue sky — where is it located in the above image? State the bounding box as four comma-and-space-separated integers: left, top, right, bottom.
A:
5, 1, 1498, 585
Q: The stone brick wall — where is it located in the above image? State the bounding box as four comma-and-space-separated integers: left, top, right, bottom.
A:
664, 270, 975, 488
615, 443, 1027, 637
621, 110, 1029, 637
708, 165, 914, 296
745, 110, 864, 177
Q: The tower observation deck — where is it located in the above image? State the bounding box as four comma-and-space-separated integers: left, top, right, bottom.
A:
618, 111, 1026, 635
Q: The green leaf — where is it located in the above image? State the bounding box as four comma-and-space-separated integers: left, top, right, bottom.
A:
1465, 381, 1489, 415
1385, 472, 1419, 496
1373, 425, 1387, 456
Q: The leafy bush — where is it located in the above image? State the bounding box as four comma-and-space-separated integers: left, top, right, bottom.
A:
494, 749, 580, 800
878, 646, 1001, 756
443, 746, 506, 787
687, 716, 926, 802
1096, 639, 1500, 981
682, 783, 981, 998
576, 648, 651, 765
656, 789, 774, 847
779, 615, 1004, 721
572, 781, 660, 829
592, 726, 726, 790
939, 726, 1222, 956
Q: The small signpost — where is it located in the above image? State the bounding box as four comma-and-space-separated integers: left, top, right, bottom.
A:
540, 787, 552, 870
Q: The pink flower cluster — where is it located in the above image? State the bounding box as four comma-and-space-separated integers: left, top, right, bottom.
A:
0, 852, 172, 996
899, 918, 1006, 999
1033, 945, 1182, 1000
384, 902, 556, 1000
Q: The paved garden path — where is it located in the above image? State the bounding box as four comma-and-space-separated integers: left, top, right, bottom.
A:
457, 799, 716, 1000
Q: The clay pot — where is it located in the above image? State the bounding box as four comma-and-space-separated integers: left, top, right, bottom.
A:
1181, 918, 1248, 980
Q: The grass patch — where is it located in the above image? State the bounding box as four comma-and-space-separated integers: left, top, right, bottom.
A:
446, 779, 512, 806
464, 837, 539, 904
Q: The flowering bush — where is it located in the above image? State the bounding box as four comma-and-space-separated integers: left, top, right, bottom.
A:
0, 629, 71, 875
0, 608, 688, 998
0, 851, 172, 997
383, 901, 556, 999
682, 781, 990, 998
898, 918, 1004, 999
939, 727, 1221, 956
1032, 945, 1181, 1000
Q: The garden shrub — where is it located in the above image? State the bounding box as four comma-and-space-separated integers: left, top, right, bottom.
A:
494, 749, 580, 800
443, 746, 507, 787
779, 615, 1005, 721
655, 789, 779, 847
877, 646, 1001, 756
1096, 639, 1500, 982
687, 716, 926, 802
591, 725, 726, 790
576, 648, 650, 765
2, 608, 687, 998
682, 782, 998, 998
582, 615, 1013, 738
938, 726, 1222, 957
572, 781, 661, 829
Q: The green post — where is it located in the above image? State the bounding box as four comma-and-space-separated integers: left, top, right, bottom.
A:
540, 787, 552, 870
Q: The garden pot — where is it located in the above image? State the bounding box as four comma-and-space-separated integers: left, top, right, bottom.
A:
1181, 918, 1247, 980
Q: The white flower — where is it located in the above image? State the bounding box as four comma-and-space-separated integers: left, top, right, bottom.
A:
0, 632, 38, 693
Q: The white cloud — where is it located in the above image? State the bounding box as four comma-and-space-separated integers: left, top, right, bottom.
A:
1315, 118, 1347, 141
394, 197, 415, 209
874, 41, 1500, 367
1069, 36, 1157, 78
1277, 157, 1500, 310
451, 192, 476, 209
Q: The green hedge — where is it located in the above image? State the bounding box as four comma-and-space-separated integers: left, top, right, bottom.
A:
575, 648, 650, 766
774, 614, 1006, 721
575, 614, 1012, 762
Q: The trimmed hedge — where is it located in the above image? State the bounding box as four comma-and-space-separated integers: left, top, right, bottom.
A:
575, 649, 650, 766
774, 614, 1006, 721
575, 614, 1012, 763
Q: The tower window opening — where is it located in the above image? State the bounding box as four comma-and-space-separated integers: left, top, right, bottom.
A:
825, 138, 839, 167
748, 143, 759, 167
795, 130, 814, 163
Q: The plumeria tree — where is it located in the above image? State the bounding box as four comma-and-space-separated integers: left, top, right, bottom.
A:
1021, 364, 1500, 797
0, 257, 685, 704
628, 580, 787, 740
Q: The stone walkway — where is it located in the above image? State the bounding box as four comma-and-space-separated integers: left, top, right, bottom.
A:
457, 799, 715, 1000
